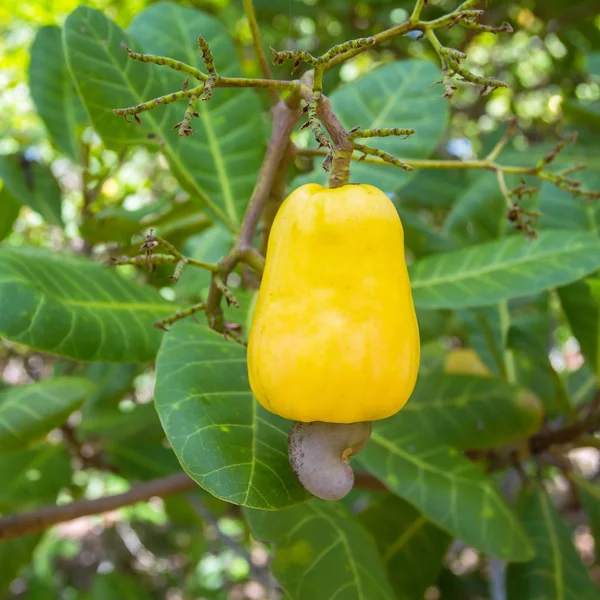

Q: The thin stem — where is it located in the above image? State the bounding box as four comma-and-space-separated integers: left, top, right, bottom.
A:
126, 47, 207, 81
410, 0, 427, 23
243, 0, 278, 106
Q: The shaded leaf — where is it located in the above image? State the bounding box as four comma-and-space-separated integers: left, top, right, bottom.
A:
246, 500, 396, 600
559, 277, 600, 376
400, 374, 542, 450
538, 182, 600, 232
0, 534, 42, 597
410, 231, 600, 310
571, 475, 600, 564
445, 172, 508, 244
0, 154, 63, 226
398, 207, 457, 259
154, 321, 308, 509
358, 494, 451, 600
0, 246, 172, 362
63, 4, 265, 229
29, 26, 87, 160
0, 443, 71, 511
567, 363, 597, 407
0, 377, 93, 452
295, 60, 449, 192
506, 485, 598, 600
0, 185, 21, 242
87, 572, 154, 600
359, 427, 534, 561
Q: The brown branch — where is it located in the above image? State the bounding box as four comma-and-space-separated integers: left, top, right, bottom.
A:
0, 468, 387, 542
205, 91, 303, 333
0, 473, 196, 542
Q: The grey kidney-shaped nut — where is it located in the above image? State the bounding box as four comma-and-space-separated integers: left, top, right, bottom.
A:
288, 421, 372, 501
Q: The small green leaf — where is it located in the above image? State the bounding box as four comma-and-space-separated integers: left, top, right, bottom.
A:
410, 231, 600, 310
0, 246, 172, 362
506, 485, 598, 600
0, 186, 21, 242
295, 60, 449, 192
359, 428, 534, 561
571, 475, 600, 564
246, 500, 396, 600
29, 26, 87, 160
401, 374, 543, 450
358, 494, 451, 600
154, 321, 308, 509
0, 377, 93, 452
558, 277, 600, 377
0, 154, 63, 226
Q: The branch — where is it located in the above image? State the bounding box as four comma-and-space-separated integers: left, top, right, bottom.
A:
0, 473, 196, 542
0, 469, 387, 542
205, 92, 303, 334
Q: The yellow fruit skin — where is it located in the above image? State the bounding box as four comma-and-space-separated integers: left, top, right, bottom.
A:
247, 183, 420, 424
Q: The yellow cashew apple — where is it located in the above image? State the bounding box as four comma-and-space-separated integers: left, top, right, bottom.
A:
248, 183, 420, 424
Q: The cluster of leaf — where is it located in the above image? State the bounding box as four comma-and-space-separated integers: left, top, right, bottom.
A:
1, 0, 600, 599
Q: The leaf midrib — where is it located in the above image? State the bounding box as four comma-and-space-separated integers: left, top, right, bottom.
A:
68, 8, 234, 230
411, 235, 598, 289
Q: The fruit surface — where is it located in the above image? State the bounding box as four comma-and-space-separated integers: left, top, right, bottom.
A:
248, 183, 420, 423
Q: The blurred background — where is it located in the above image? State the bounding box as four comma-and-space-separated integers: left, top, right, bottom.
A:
1, 0, 599, 598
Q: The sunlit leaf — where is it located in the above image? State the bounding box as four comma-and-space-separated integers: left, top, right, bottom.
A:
246, 500, 396, 600
0, 377, 93, 452
410, 231, 600, 310
358, 494, 451, 600
63, 4, 265, 230
154, 321, 308, 509
0, 246, 172, 362
29, 26, 87, 160
506, 485, 598, 599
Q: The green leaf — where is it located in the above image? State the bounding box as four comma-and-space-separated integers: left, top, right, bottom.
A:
0, 443, 71, 511
63, 5, 265, 229
571, 475, 600, 564
87, 572, 154, 600
359, 428, 534, 561
0, 185, 21, 242
0, 246, 172, 362
246, 500, 396, 600
538, 182, 600, 232
295, 60, 449, 192
154, 321, 308, 509
0, 377, 93, 452
358, 494, 451, 600
29, 26, 87, 160
398, 207, 457, 259
0, 154, 63, 226
410, 231, 600, 310
80, 362, 139, 418
506, 485, 598, 600
0, 534, 43, 597
400, 374, 542, 450
456, 306, 506, 377
567, 363, 597, 407
445, 172, 508, 244
558, 277, 600, 377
